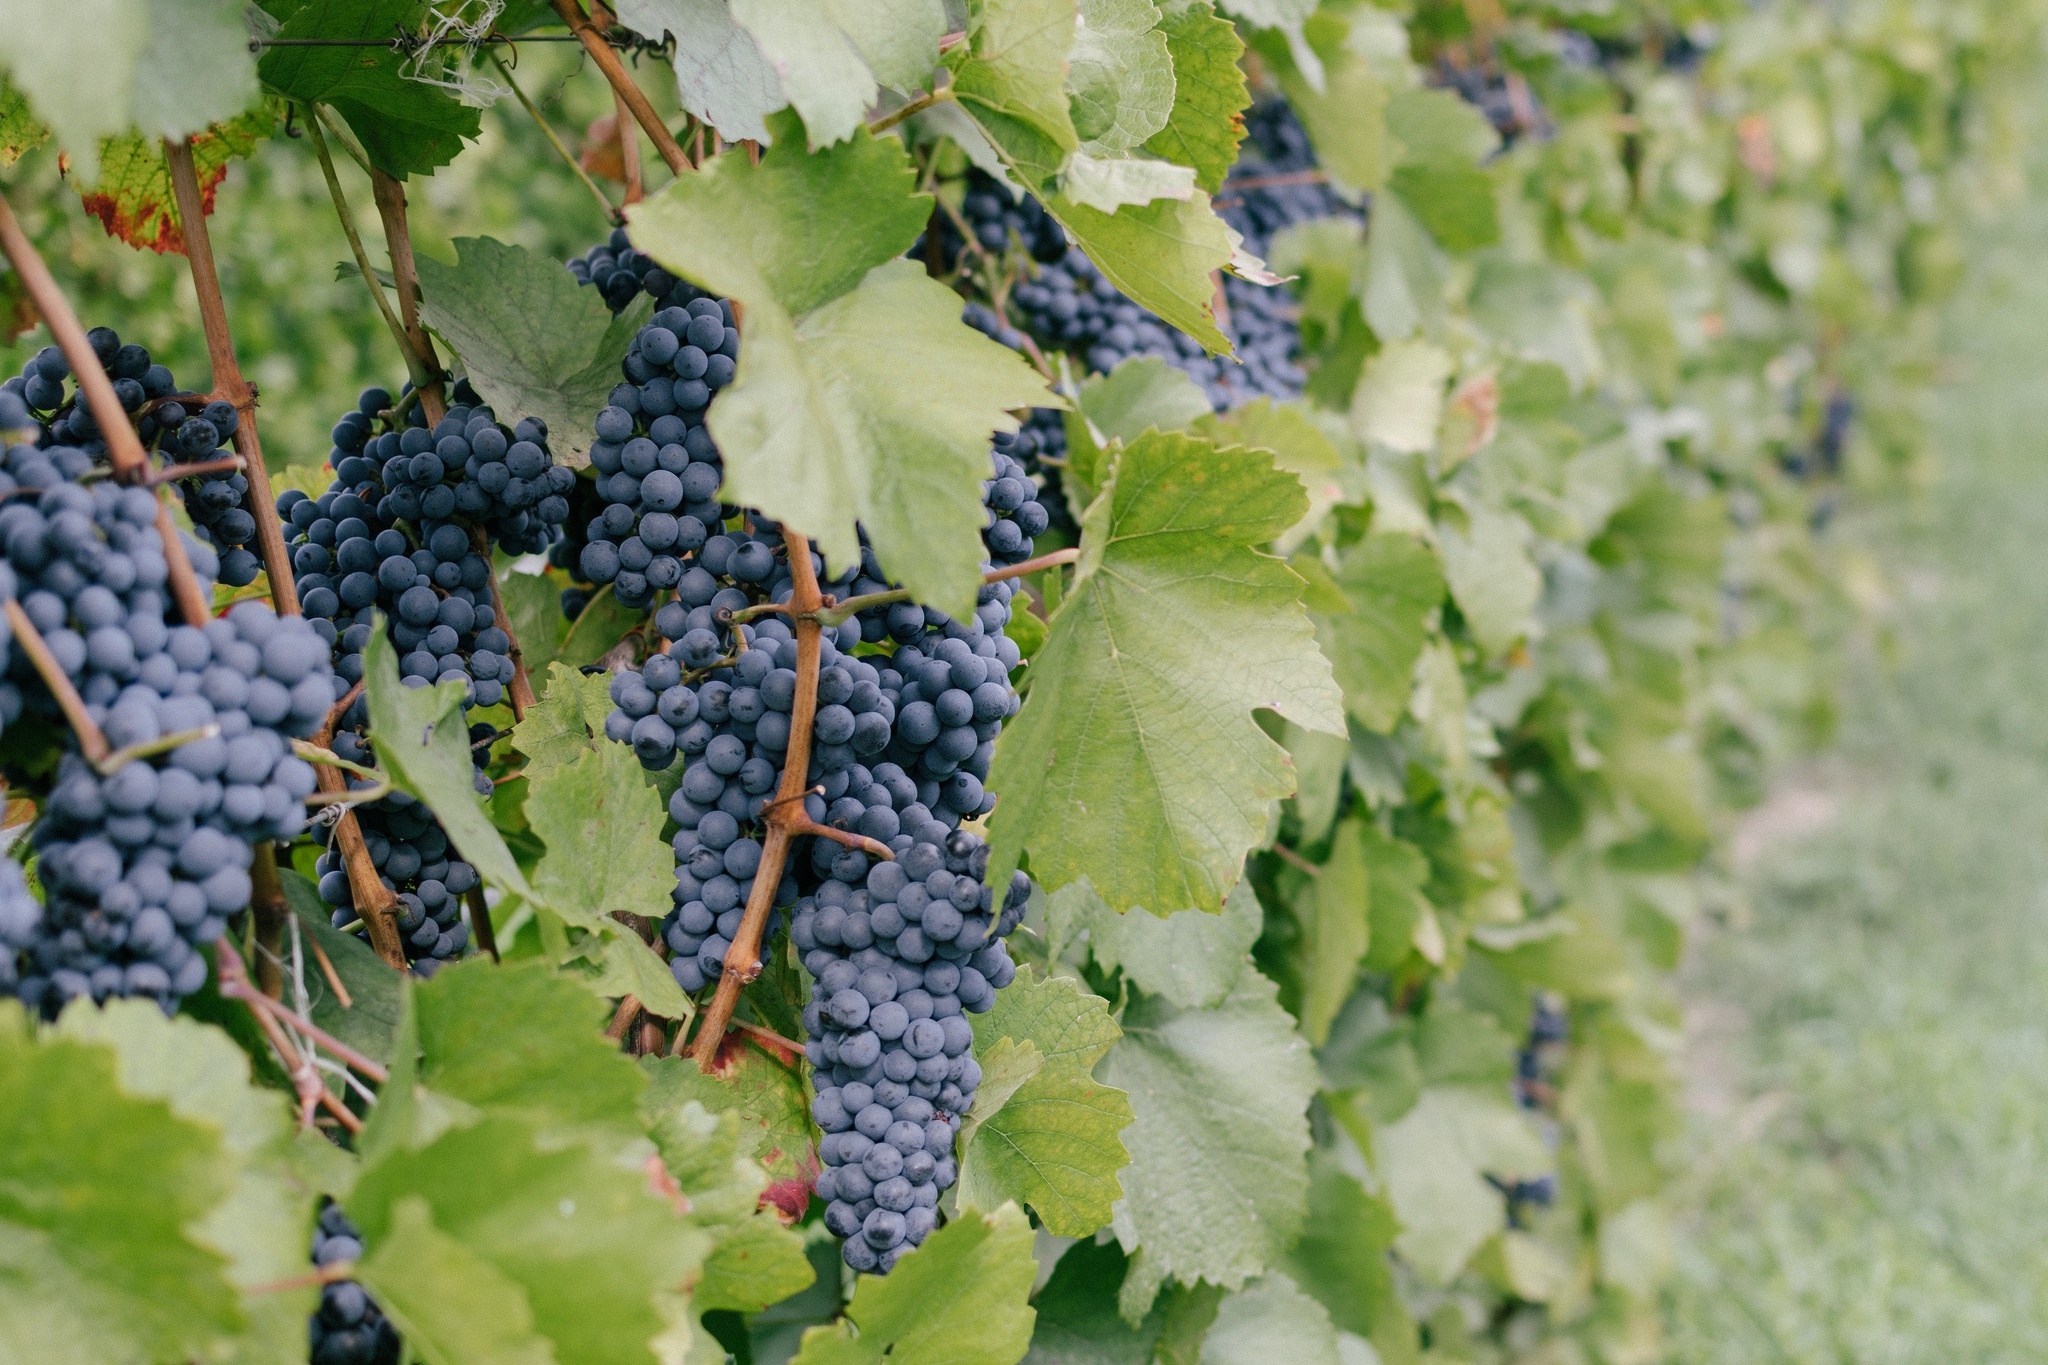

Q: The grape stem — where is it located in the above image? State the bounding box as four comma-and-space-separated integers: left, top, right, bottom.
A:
465, 884, 499, 962
368, 169, 450, 424
92, 723, 222, 777
309, 708, 407, 970
2, 600, 109, 764
215, 936, 364, 1131
0, 189, 213, 629
687, 525, 894, 1064
868, 84, 955, 137
144, 452, 245, 485
469, 527, 538, 717
727, 546, 1083, 628
551, 0, 691, 175
303, 109, 439, 403
216, 936, 391, 1082
163, 137, 302, 617
614, 85, 644, 205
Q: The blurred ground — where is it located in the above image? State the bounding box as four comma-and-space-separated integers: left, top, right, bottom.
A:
1663, 186, 2048, 1360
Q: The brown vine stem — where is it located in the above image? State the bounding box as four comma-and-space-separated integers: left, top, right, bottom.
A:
733, 546, 1083, 628
0, 189, 212, 628
468, 527, 536, 717
464, 885, 499, 962
217, 937, 391, 1082
690, 527, 894, 1063
248, 845, 288, 999
163, 138, 301, 616
3, 599, 108, 764
217, 937, 358, 1131
369, 170, 449, 424
311, 696, 406, 969
551, 0, 690, 174
614, 86, 644, 204
305, 110, 434, 396
0, 191, 147, 479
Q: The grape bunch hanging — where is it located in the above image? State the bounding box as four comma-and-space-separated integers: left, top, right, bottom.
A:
572, 233, 1049, 1271
284, 378, 560, 971
0, 432, 338, 1014
2, 328, 266, 585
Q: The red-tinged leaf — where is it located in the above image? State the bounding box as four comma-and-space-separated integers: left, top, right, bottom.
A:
643, 1045, 819, 1199
78, 105, 278, 254
0, 270, 38, 345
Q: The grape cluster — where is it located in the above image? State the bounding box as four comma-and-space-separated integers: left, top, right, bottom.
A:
576, 299, 742, 611
802, 824, 1029, 1271
308, 1202, 402, 1365
2, 329, 264, 585
568, 227, 708, 315
308, 747, 487, 973
283, 386, 530, 970
326, 382, 570, 558
0, 469, 336, 1014
601, 469, 1042, 1273
915, 170, 1070, 272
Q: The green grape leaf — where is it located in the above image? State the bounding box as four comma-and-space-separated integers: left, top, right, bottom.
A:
1042, 877, 1260, 1009
1192, 398, 1346, 551
988, 431, 1344, 915
643, 1049, 819, 1210
1277, 1149, 1400, 1338
416, 237, 651, 465
258, 0, 481, 177
1069, 0, 1174, 155
0, 1002, 243, 1362
1059, 152, 1198, 213
526, 741, 674, 931
957, 1037, 1044, 1149
1141, 1, 1247, 193
0, 79, 50, 166
498, 568, 572, 679
1371, 1087, 1551, 1285
616, 0, 786, 144
78, 104, 277, 254
1359, 826, 1432, 975
959, 966, 1132, 1235
1199, 1274, 1340, 1365
1389, 163, 1499, 253
349, 1116, 709, 1365
282, 868, 404, 1067
1249, 13, 1387, 194
728, 0, 946, 147
0, 0, 257, 183
1385, 86, 1500, 167
1360, 191, 1447, 342
1060, 356, 1211, 518
944, 0, 1080, 191
1294, 818, 1369, 1046
54, 1000, 316, 1363
354, 1195, 558, 1365
1023, 1238, 1165, 1363
697, 1214, 818, 1314
1102, 966, 1319, 1300
1349, 338, 1451, 454
627, 129, 1054, 615
791, 1202, 1037, 1365
524, 740, 694, 1018
1044, 191, 1233, 355
1312, 532, 1444, 733
363, 624, 533, 903
1436, 501, 1539, 656
555, 583, 646, 670
414, 958, 647, 1134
